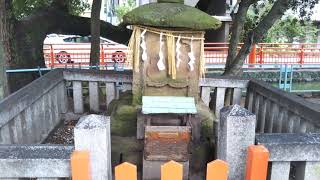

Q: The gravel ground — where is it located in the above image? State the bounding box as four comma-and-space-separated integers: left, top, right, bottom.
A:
44, 120, 78, 145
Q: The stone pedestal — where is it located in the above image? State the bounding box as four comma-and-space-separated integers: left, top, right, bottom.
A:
217, 105, 256, 180
74, 114, 112, 180
143, 126, 191, 180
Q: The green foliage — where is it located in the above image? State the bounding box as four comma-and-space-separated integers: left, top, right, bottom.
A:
12, 0, 90, 19
265, 16, 319, 43
115, 0, 136, 23
243, 1, 319, 43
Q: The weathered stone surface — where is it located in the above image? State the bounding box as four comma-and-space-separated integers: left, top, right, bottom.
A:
256, 133, 320, 161
144, 126, 191, 161
89, 81, 99, 112
217, 105, 255, 180
270, 162, 290, 180
0, 145, 73, 178
296, 162, 320, 180
73, 81, 84, 114
74, 115, 112, 180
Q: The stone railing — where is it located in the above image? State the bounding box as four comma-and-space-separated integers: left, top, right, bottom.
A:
0, 69, 132, 144
199, 76, 320, 133
246, 79, 320, 133
199, 76, 249, 118
0, 69, 67, 144
256, 133, 320, 180
63, 69, 132, 114
0, 145, 73, 179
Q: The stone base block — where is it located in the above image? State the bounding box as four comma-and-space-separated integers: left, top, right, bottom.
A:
143, 159, 189, 180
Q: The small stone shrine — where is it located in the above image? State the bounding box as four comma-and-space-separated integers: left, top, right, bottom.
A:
123, 0, 221, 179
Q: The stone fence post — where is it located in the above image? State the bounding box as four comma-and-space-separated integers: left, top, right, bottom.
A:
74, 114, 112, 180
217, 105, 256, 180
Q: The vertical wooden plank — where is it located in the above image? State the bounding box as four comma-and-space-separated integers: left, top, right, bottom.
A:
106, 82, 115, 109
0, 123, 11, 144
58, 81, 68, 114
206, 159, 228, 180
11, 114, 23, 144
24, 107, 35, 143
287, 113, 295, 133
245, 145, 269, 180
292, 115, 301, 133
161, 161, 183, 180
270, 104, 280, 133
299, 120, 308, 133
201, 87, 211, 107
89, 81, 99, 112
253, 93, 260, 122
215, 87, 226, 119
274, 108, 284, 133
73, 81, 84, 114
115, 162, 137, 180
232, 88, 242, 105
245, 90, 254, 111
263, 100, 272, 133
270, 162, 290, 180
257, 96, 267, 133
71, 151, 91, 180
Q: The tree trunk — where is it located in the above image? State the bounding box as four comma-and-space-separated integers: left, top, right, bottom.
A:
0, 40, 9, 99
90, 0, 102, 67
223, 0, 290, 76
225, 0, 255, 73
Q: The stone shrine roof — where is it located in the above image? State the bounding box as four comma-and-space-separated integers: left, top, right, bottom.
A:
123, 2, 221, 30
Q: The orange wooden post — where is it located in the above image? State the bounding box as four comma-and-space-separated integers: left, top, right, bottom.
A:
71, 151, 91, 180
206, 159, 228, 180
259, 46, 264, 64
100, 44, 105, 66
161, 160, 183, 180
300, 44, 305, 64
245, 145, 269, 180
115, 162, 137, 180
249, 44, 257, 65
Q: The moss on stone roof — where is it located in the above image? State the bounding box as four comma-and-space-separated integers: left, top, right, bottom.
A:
123, 3, 221, 30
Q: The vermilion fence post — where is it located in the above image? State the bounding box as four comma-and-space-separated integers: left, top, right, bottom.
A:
245, 145, 269, 180
300, 44, 305, 64
115, 162, 137, 180
71, 150, 91, 180
259, 46, 264, 64
50, 45, 55, 68
100, 44, 105, 66
249, 44, 257, 65
206, 159, 228, 180
161, 160, 183, 180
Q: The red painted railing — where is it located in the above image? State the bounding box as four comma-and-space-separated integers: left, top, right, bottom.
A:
43, 43, 320, 68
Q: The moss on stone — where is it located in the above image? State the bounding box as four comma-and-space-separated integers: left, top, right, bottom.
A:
123, 3, 221, 30
197, 102, 215, 140
158, 0, 183, 3
111, 105, 137, 136
109, 91, 138, 137
111, 136, 143, 168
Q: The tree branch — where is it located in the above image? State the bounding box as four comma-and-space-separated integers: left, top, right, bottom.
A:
224, 0, 290, 75
225, 0, 257, 71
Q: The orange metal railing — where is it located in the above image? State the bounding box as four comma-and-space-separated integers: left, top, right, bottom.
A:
43, 43, 320, 68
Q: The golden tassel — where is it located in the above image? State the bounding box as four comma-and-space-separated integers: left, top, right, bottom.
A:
199, 33, 205, 78
166, 34, 176, 79
134, 28, 141, 73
